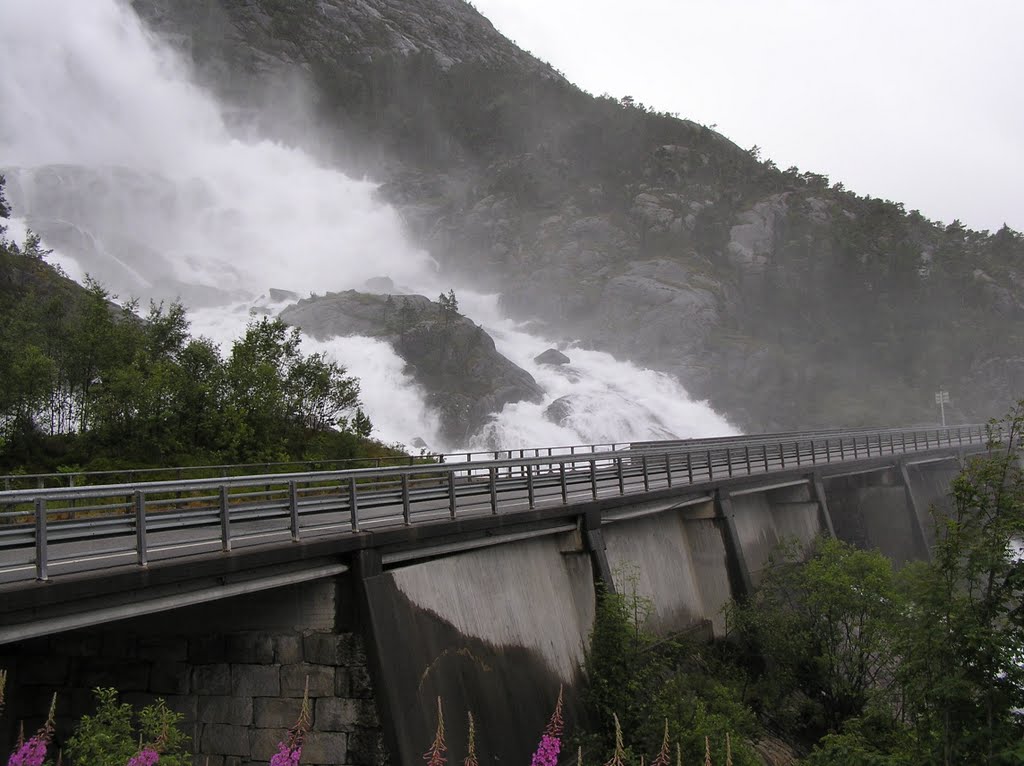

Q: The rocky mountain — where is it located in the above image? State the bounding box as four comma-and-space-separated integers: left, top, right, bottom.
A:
280, 290, 543, 444
130, 0, 1024, 430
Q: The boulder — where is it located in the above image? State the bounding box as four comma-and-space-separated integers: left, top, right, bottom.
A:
534, 348, 570, 365
280, 291, 543, 444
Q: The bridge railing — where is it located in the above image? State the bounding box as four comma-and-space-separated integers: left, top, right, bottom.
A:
0, 424, 991, 585
0, 441, 640, 491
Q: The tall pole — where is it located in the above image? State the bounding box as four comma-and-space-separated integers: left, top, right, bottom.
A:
935, 389, 949, 427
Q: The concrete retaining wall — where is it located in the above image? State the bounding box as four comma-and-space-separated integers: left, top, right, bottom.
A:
729, 483, 823, 586
362, 534, 594, 766
823, 468, 924, 566
603, 507, 732, 636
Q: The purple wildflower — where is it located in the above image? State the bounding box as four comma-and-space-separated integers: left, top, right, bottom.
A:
530, 734, 561, 766
530, 688, 564, 766
126, 748, 160, 766
269, 742, 302, 766
7, 694, 56, 766
6, 737, 48, 766
269, 678, 311, 766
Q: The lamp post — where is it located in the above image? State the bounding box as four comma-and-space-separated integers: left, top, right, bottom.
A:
935, 389, 950, 427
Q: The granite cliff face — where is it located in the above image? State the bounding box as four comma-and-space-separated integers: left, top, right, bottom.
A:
129, 0, 1024, 430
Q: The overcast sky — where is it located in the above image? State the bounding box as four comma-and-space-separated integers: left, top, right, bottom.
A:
471, 0, 1022, 233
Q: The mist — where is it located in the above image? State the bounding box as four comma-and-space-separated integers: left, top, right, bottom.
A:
0, 0, 735, 451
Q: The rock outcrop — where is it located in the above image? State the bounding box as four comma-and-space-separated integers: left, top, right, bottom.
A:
114, 1, 1024, 429
280, 291, 543, 444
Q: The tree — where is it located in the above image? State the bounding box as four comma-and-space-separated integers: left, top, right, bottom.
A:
728, 538, 901, 739
896, 407, 1024, 764
581, 567, 760, 766
285, 351, 361, 432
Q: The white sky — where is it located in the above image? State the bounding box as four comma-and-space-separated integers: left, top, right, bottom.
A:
471, 0, 1023, 233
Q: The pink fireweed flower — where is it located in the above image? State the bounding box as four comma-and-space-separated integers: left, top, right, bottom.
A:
530, 734, 561, 766
270, 678, 311, 766
126, 748, 160, 766
269, 742, 302, 766
530, 688, 564, 766
8, 693, 56, 766
6, 737, 48, 766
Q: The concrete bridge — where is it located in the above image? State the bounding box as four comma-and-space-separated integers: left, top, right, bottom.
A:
0, 426, 989, 766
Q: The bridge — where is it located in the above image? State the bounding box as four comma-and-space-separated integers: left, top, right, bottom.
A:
0, 425, 990, 766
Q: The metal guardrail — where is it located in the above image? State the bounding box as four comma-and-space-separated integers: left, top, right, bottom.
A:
0, 441, 636, 491
0, 425, 989, 585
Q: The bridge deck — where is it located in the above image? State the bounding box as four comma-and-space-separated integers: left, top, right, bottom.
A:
0, 425, 987, 590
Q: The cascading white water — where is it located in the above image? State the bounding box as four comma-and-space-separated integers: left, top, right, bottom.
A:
0, 0, 736, 451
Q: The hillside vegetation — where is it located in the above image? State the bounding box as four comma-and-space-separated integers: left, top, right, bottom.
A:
0, 176, 392, 474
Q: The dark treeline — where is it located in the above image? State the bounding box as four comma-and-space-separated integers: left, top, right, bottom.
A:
0, 176, 380, 474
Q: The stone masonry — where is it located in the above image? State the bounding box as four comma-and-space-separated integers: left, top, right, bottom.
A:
1, 627, 387, 766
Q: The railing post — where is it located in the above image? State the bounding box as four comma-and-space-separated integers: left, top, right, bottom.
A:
590, 460, 598, 500
810, 440, 816, 464
825, 439, 831, 463
135, 490, 148, 566
707, 450, 714, 480
726, 449, 733, 477
560, 463, 568, 504
348, 477, 360, 532
219, 485, 231, 552
665, 453, 673, 488
780, 443, 786, 469
763, 444, 769, 472
402, 474, 412, 524
914, 431, 919, 451
35, 498, 48, 581
744, 446, 751, 474
840, 438, 846, 460
642, 454, 650, 490
448, 472, 458, 519
288, 480, 300, 542
526, 466, 535, 509
853, 438, 859, 460
688, 451, 695, 484
796, 441, 802, 467
616, 457, 625, 495
489, 468, 499, 514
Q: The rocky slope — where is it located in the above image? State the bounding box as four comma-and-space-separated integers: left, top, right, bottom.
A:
280, 290, 543, 444
130, 0, 1024, 430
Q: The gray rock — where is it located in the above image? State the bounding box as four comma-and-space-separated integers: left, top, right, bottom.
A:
198, 695, 254, 726
544, 396, 574, 425
268, 288, 299, 302
534, 348, 570, 365
201, 724, 250, 757
363, 276, 395, 293
281, 291, 543, 444
192, 664, 232, 696
230, 664, 280, 697
253, 697, 307, 729
281, 663, 334, 698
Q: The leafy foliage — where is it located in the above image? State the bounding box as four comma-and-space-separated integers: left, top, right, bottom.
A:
64, 688, 189, 766
728, 538, 901, 739
0, 177, 380, 473
580, 570, 759, 766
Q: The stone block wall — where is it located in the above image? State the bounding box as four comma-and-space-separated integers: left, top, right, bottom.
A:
1, 628, 386, 766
